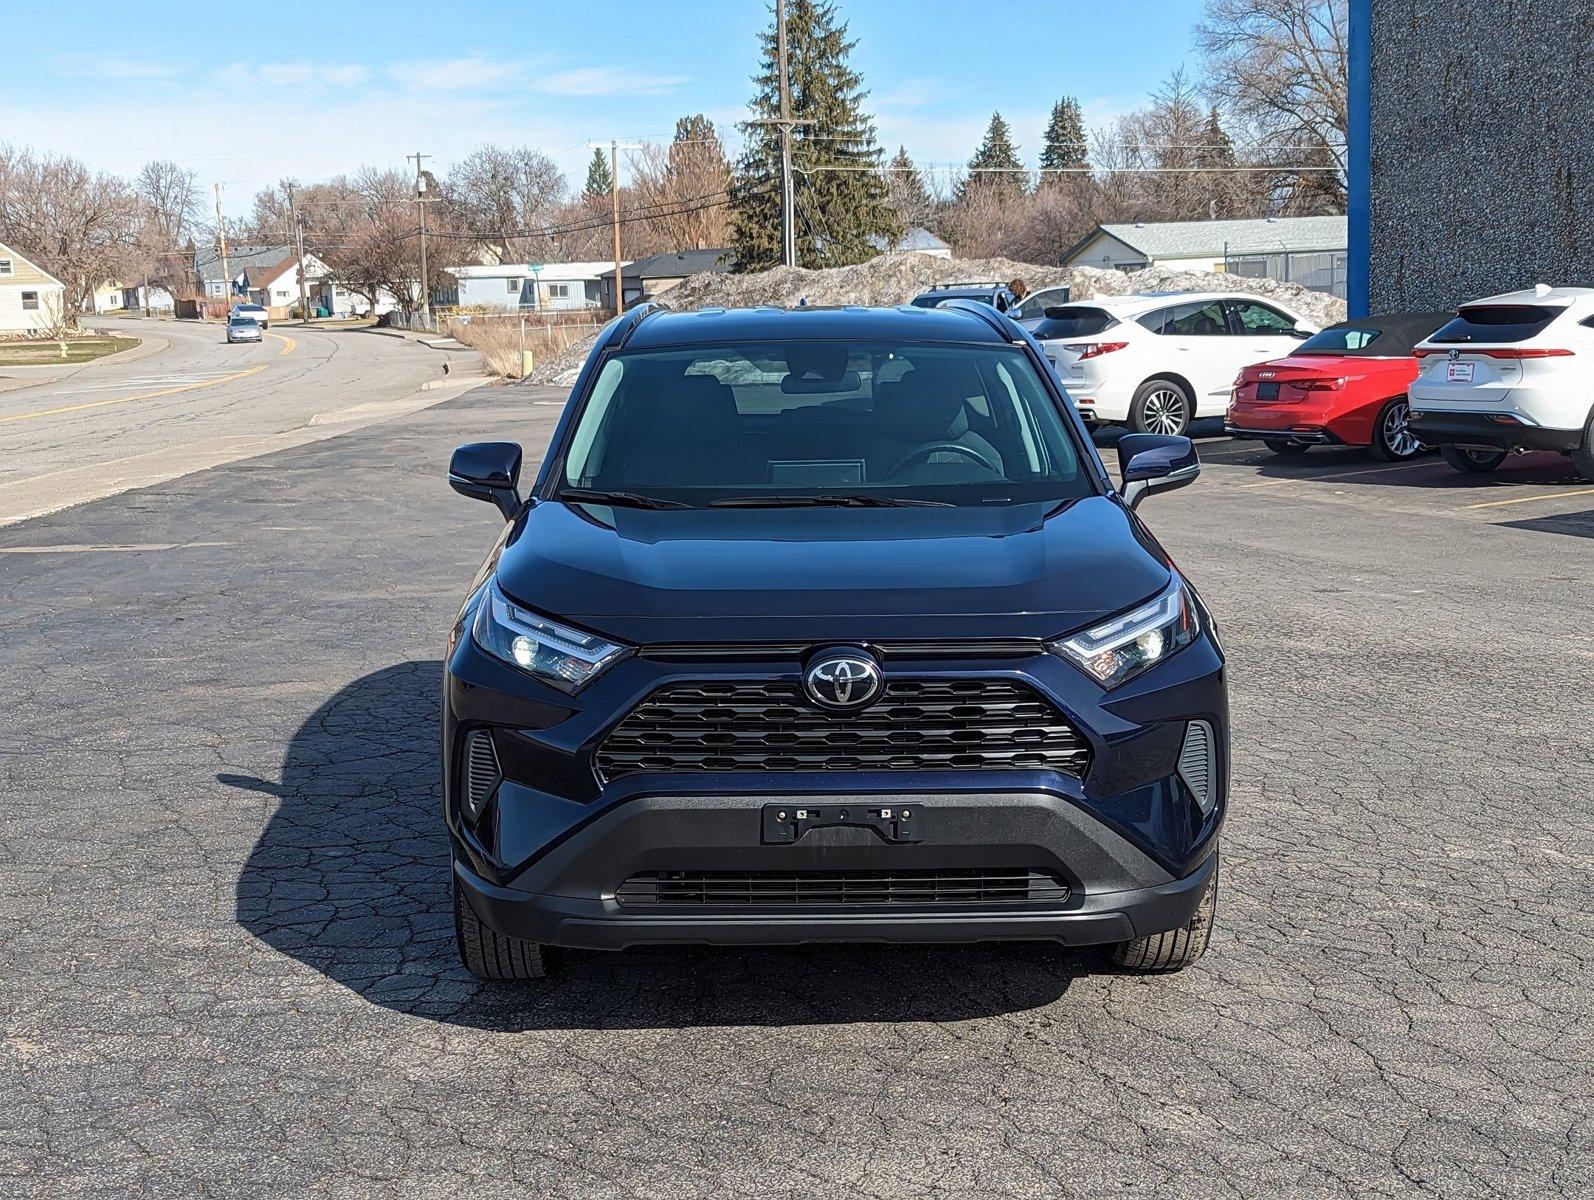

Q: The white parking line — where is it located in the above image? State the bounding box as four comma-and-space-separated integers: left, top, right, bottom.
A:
1235, 461, 1442, 490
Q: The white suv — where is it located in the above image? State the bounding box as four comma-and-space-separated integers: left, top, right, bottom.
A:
1408, 286, 1594, 477
1032, 292, 1317, 435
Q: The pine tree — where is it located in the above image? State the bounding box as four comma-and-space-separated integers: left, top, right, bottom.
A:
1039, 97, 1089, 184
961, 112, 1026, 201
729, 0, 898, 270
583, 148, 612, 202
884, 145, 936, 233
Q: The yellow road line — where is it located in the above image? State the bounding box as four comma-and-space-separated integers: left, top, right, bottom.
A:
1462, 485, 1594, 510
0, 363, 267, 426
267, 332, 295, 356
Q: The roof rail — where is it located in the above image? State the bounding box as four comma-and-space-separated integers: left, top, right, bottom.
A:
612, 301, 669, 350
936, 298, 1019, 342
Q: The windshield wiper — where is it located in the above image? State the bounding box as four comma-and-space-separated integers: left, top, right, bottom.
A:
708, 494, 954, 508
558, 487, 693, 510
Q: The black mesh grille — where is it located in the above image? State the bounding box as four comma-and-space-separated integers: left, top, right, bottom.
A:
615, 868, 1071, 908
595, 679, 1089, 779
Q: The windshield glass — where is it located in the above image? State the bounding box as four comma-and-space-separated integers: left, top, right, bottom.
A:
560, 341, 1093, 507
1429, 305, 1566, 345
1295, 326, 1383, 354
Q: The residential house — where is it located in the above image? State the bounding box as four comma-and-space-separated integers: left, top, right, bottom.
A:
86, 281, 128, 314
599, 248, 734, 311
447, 262, 616, 313
870, 227, 952, 259
0, 242, 68, 334
1059, 216, 1349, 297
192, 244, 296, 304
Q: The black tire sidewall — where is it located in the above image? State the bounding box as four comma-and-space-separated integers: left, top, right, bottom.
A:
1440, 444, 1507, 473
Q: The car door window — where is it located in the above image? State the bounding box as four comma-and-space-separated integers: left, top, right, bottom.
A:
1160, 301, 1228, 336
1225, 301, 1297, 336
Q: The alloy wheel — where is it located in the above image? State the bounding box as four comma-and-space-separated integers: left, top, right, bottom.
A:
1382, 401, 1421, 457
1142, 388, 1188, 435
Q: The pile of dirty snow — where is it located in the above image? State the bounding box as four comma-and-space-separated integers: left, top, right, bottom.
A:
527, 252, 1347, 386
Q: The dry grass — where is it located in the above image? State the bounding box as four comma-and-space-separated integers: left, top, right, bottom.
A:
446, 315, 603, 379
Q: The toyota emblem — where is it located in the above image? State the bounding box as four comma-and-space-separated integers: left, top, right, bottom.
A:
803, 649, 883, 711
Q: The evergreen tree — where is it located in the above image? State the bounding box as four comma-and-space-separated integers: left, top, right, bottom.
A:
884, 145, 936, 233
961, 112, 1026, 201
730, 0, 898, 270
1038, 97, 1089, 184
583, 148, 612, 202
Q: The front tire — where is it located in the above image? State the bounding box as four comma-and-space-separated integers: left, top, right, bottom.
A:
1111, 853, 1218, 973
454, 878, 549, 980
1440, 445, 1508, 474
1368, 397, 1424, 461
1129, 379, 1193, 437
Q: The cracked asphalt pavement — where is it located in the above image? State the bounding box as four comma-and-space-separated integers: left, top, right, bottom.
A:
1, 386, 1590, 1197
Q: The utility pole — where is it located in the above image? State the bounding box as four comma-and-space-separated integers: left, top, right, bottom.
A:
286, 181, 311, 325
610, 141, 622, 316
212, 182, 230, 318
408, 151, 435, 325
776, 0, 796, 269
587, 139, 643, 317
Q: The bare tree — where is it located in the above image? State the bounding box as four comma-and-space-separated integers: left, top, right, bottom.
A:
447, 145, 567, 261
0, 145, 140, 324
627, 116, 731, 251
1197, 0, 1348, 209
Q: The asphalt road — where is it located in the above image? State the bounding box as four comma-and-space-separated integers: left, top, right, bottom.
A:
0, 316, 477, 527
1, 386, 1590, 1198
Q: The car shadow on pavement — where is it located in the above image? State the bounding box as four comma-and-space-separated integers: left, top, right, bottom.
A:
231, 661, 1085, 1031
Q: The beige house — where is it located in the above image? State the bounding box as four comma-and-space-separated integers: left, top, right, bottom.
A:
0, 242, 67, 334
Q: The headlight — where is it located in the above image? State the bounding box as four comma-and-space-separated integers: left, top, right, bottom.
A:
471, 581, 627, 693
1050, 575, 1201, 689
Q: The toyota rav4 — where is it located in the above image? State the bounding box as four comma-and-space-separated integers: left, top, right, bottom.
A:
444, 302, 1227, 980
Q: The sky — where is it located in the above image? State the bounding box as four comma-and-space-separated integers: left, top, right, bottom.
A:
7, 0, 1209, 217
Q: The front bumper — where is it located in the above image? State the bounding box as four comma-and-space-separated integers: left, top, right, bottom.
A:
455, 792, 1218, 949
443, 606, 1228, 952
1406, 409, 1583, 454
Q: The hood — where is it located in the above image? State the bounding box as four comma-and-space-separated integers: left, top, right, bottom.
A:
493, 496, 1170, 644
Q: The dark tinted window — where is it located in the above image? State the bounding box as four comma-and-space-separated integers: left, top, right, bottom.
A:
1429, 305, 1565, 344
1031, 306, 1116, 340
1143, 300, 1228, 336
562, 341, 1092, 506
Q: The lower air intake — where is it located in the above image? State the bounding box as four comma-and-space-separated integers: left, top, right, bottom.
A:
615, 868, 1071, 908
1178, 719, 1216, 813
462, 729, 501, 822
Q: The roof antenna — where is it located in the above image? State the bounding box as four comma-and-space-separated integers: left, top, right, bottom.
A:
1534, 282, 1552, 297
797, 296, 808, 306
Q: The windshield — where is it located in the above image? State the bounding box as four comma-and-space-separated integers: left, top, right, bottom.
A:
1429, 305, 1566, 345
1295, 326, 1384, 354
560, 341, 1094, 507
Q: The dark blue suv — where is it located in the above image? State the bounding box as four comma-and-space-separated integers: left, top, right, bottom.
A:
444, 302, 1226, 979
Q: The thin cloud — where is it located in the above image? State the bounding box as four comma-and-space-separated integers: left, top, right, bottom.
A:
209, 62, 372, 89
393, 57, 528, 92
533, 66, 688, 97
54, 54, 181, 81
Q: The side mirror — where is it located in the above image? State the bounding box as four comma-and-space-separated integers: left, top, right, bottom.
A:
1117, 433, 1199, 511
449, 441, 523, 521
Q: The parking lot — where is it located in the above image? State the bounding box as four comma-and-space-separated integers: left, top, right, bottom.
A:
2, 381, 1590, 1198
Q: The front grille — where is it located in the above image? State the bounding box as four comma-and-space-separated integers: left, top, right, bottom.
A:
615, 868, 1071, 908
595, 679, 1090, 779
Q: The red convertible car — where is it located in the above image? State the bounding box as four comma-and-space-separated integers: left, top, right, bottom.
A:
1225, 312, 1450, 460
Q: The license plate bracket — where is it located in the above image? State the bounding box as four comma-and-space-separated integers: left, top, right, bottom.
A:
762, 802, 923, 844
1446, 361, 1475, 383
1255, 381, 1280, 400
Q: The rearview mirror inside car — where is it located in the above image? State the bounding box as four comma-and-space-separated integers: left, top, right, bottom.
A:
1117, 433, 1199, 511
449, 442, 524, 521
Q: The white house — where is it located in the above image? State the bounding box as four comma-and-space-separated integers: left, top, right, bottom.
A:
1060, 216, 1349, 296
870, 226, 953, 258
447, 262, 617, 312
0, 242, 68, 334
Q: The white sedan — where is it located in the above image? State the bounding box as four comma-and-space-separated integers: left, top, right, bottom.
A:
1033, 292, 1317, 435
